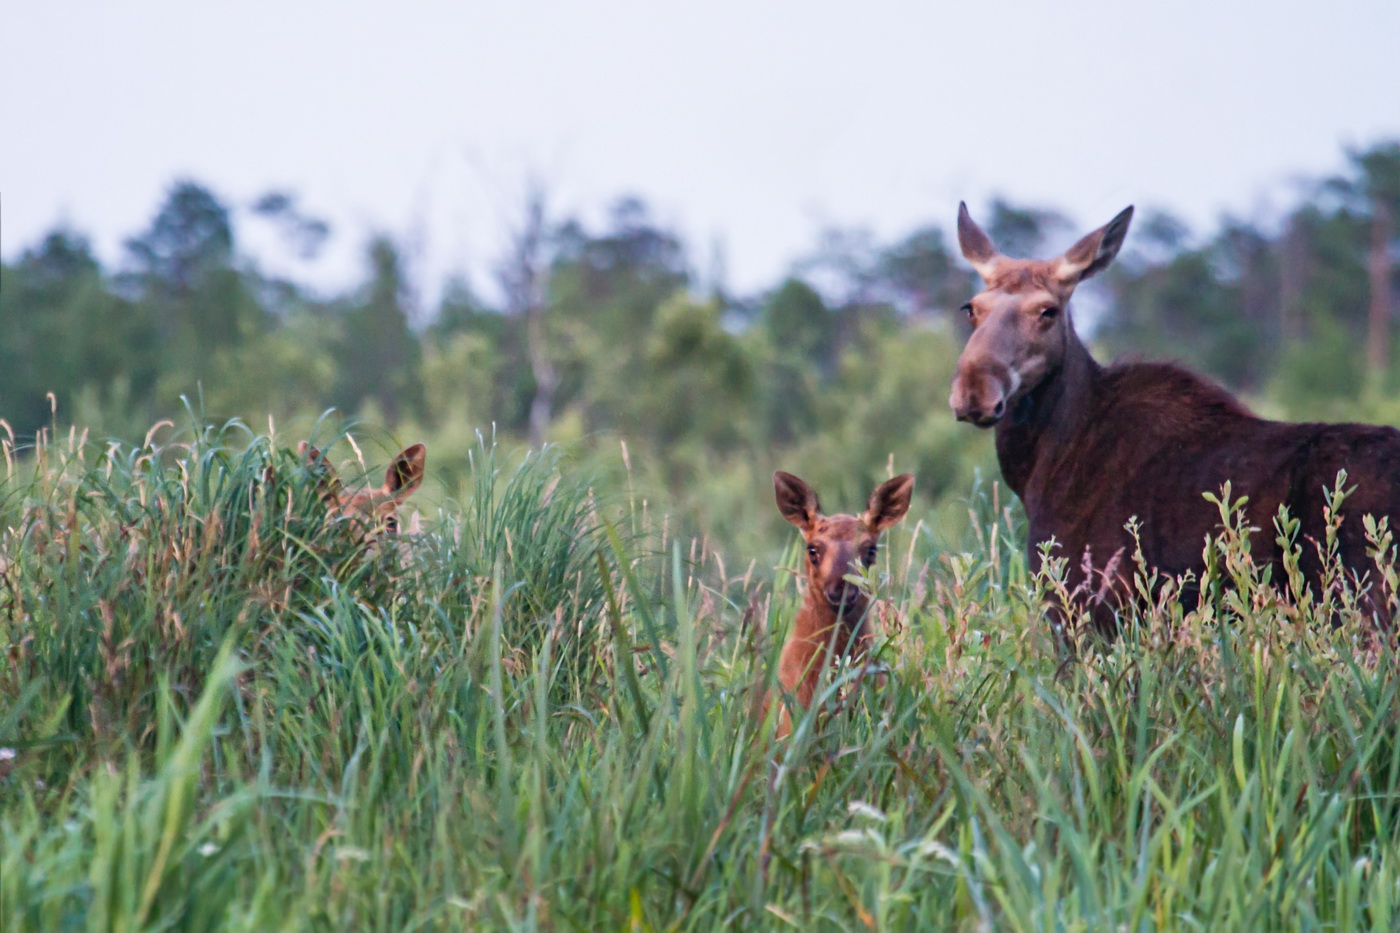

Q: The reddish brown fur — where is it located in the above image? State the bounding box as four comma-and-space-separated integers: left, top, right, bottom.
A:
951, 202, 1400, 634
299, 441, 427, 540
769, 471, 913, 737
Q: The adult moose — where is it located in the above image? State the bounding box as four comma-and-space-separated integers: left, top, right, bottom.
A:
949, 202, 1400, 634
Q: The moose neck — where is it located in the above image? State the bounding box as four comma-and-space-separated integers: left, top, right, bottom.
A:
993, 323, 1101, 498
798, 588, 851, 634
795, 583, 869, 661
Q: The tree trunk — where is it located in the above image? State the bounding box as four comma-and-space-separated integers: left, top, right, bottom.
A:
497, 186, 556, 449
526, 301, 557, 449
1279, 216, 1307, 343
1368, 197, 1393, 376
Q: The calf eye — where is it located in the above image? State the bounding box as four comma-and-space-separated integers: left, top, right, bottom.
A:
1040, 305, 1060, 319
806, 544, 819, 563
961, 303, 974, 320
863, 544, 878, 565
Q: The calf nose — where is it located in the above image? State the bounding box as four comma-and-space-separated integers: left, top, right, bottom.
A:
825, 580, 859, 609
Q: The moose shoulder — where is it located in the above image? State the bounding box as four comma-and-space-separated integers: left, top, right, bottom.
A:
950, 201, 1400, 632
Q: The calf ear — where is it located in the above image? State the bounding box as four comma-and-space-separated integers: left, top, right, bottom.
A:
384, 443, 427, 501
298, 441, 344, 498
957, 202, 1002, 281
864, 474, 914, 532
1056, 206, 1133, 284
774, 471, 821, 531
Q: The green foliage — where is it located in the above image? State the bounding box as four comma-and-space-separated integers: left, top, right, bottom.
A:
1270, 315, 1368, 412
124, 180, 268, 385
877, 225, 977, 318
419, 434, 620, 679
332, 236, 424, 422
545, 197, 691, 437
984, 196, 1071, 259
0, 230, 159, 438
1105, 245, 1265, 386
640, 293, 753, 452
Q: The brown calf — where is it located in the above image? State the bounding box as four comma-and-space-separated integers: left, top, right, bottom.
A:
298, 441, 427, 540
950, 201, 1400, 634
769, 470, 913, 737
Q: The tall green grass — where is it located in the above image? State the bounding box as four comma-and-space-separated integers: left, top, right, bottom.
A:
3, 422, 1400, 930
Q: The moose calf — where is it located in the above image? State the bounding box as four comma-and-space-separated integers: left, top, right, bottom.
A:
769, 470, 913, 738
298, 441, 427, 541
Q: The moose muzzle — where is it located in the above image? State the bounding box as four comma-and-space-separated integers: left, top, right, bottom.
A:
950, 357, 1013, 427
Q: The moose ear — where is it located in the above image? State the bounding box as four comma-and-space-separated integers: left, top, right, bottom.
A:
774, 471, 821, 531
299, 441, 344, 498
1056, 206, 1134, 284
864, 474, 914, 532
384, 443, 427, 501
957, 201, 1002, 281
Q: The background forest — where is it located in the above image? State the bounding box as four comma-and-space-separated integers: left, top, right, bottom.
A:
3, 140, 1400, 554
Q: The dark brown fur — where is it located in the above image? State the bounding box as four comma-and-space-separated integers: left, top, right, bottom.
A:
952, 202, 1400, 633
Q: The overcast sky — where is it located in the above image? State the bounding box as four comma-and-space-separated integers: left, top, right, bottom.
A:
4, 0, 1398, 306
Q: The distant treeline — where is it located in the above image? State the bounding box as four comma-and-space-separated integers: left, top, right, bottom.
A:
2, 141, 1397, 536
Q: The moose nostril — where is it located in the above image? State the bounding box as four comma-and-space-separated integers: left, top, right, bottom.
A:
827, 584, 861, 607
992, 400, 1005, 418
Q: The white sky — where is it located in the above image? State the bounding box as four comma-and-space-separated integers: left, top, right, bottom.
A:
3, 0, 1398, 311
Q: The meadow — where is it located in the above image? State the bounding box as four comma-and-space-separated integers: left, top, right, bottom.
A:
3, 418, 1400, 932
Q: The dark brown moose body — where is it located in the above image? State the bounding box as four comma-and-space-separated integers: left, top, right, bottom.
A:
950, 201, 1400, 633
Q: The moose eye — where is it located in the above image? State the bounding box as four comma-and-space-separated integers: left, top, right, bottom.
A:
1040, 305, 1060, 319
806, 545, 819, 563
863, 544, 878, 565
961, 303, 974, 320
